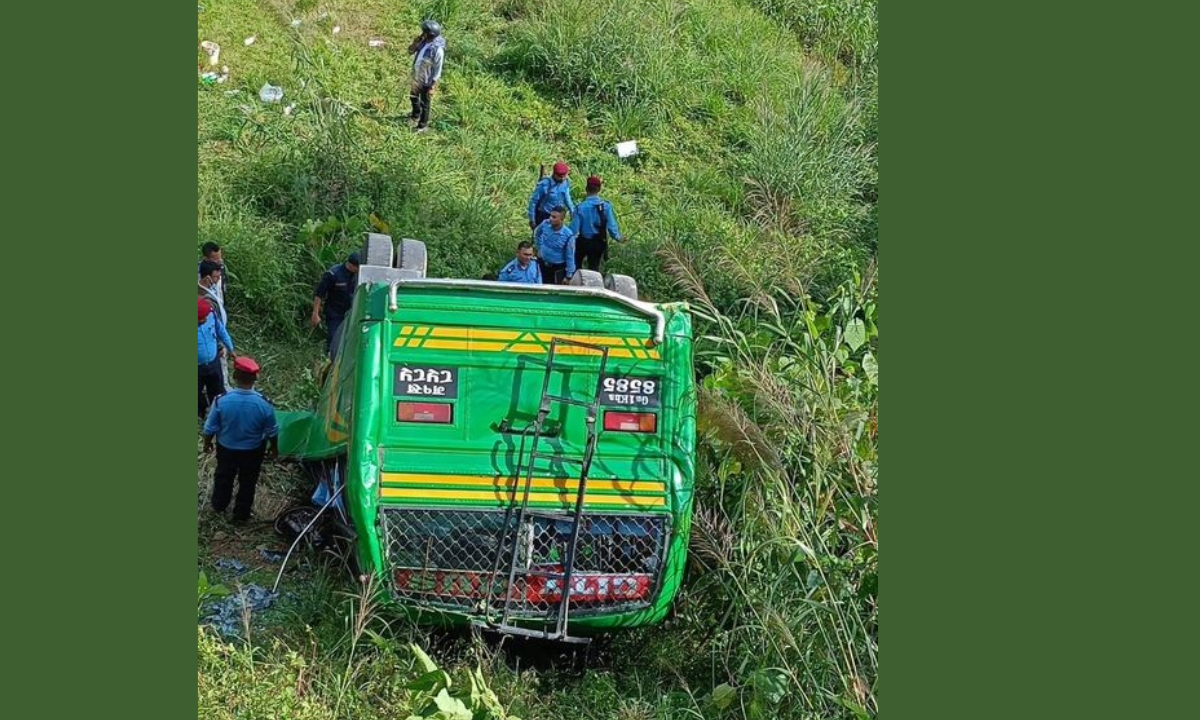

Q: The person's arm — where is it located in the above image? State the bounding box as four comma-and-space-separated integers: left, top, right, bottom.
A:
564, 181, 575, 214
565, 234, 576, 279
264, 404, 280, 458
407, 35, 424, 54
202, 401, 219, 452
215, 318, 235, 355
534, 261, 542, 284
312, 272, 330, 326
569, 208, 581, 236
428, 46, 445, 88
528, 180, 544, 226
607, 203, 623, 241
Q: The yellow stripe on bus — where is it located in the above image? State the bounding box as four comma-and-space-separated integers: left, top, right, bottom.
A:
381, 473, 665, 494
379, 487, 666, 508
391, 327, 661, 359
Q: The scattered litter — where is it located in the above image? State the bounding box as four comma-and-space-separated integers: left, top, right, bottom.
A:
198, 5, 204, 11
244, 36, 256, 46
283, 104, 296, 116
224, 90, 241, 96
332, 25, 341, 34
203, 585, 278, 638
368, 39, 386, 48
200, 40, 220, 66
200, 71, 219, 86
258, 547, 286, 563
258, 83, 284, 103
290, 19, 302, 28
616, 140, 640, 158
216, 65, 230, 83
214, 558, 248, 575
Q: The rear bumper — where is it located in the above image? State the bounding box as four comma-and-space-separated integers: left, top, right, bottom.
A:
377, 506, 673, 627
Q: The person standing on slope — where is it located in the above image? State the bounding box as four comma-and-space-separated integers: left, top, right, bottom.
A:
528, 162, 575, 232
408, 20, 446, 133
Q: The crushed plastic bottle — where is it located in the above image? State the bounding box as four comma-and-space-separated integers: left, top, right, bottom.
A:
258, 84, 284, 103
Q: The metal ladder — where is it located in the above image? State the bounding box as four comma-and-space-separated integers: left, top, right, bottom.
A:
477, 337, 610, 643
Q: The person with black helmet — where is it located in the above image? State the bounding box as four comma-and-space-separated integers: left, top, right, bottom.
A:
407, 19, 445, 133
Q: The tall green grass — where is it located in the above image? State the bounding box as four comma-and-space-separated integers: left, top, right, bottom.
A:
199, 0, 878, 717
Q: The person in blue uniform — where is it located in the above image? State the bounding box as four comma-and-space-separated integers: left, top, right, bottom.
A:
198, 297, 234, 419
528, 162, 575, 231
570, 175, 625, 272
311, 252, 360, 359
534, 207, 577, 284
202, 356, 279, 524
497, 240, 542, 284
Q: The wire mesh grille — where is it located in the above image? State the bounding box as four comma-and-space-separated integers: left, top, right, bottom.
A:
381, 507, 667, 618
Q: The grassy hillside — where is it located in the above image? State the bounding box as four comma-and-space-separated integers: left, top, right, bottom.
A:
197, 1, 877, 718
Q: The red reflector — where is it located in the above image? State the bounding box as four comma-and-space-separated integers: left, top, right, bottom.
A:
603, 411, 657, 433
397, 402, 453, 423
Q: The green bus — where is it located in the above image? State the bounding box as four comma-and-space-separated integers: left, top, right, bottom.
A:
278, 235, 695, 641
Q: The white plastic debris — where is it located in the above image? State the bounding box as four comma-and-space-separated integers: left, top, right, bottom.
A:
258, 83, 284, 103
283, 104, 296, 116
200, 40, 220, 66
368, 39, 386, 47
616, 140, 640, 159
224, 89, 241, 96
332, 25, 341, 34
244, 36, 256, 46
290, 19, 302, 27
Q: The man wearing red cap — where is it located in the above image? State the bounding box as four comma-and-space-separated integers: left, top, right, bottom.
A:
528, 162, 575, 231
203, 356, 279, 524
570, 175, 625, 272
198, 297, 235, 419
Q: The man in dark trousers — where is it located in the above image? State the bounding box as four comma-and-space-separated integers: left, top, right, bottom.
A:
311, 252, 360, 359
534, 206, 577, 285
570, 175, 625, 272
203, 356, 279, 524
528, 162, 575, 231
198, 297, 235, 419
407, 20, 445, 133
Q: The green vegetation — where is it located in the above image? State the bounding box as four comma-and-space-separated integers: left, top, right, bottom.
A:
198, 0, 877, 717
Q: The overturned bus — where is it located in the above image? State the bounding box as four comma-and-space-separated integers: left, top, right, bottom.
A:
277, 234, 696, 642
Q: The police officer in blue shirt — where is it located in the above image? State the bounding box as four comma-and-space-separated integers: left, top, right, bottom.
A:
528, 162, 575, 231
497, 240, 543, 284
570, 175, 625, 272
199, 297, 235, 419
535, 206, 577, 284
311, 252, 361, 359
203, 356, 280, 524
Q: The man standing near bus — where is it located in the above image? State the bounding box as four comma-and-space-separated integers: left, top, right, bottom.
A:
312, 252, 360, 359
498, 240, 542, 284
535, 206, 576, 285
528, 162, 574, 231
570, 175, 625, 272
203, 356, 279, 525
198, 297, 235, 419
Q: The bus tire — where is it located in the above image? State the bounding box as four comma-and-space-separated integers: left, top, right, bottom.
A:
362, 233, 394, 267
569, 269, 604, 288
604, 273, 639, 300
396, 238, 427, 277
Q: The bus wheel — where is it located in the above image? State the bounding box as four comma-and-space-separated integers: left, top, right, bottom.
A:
396, 238, 427, 277
604, 273, 639, 300
362, 232, 395, 267
569, 269, 604, 288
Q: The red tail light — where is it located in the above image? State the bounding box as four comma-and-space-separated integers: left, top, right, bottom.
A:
397, 402, 453, 424
603, 411, 657, 433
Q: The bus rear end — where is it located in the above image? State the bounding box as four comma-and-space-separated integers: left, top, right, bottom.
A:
367, 282, 694, 633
